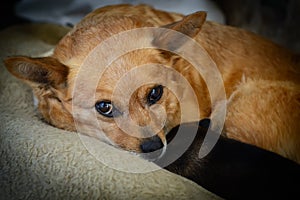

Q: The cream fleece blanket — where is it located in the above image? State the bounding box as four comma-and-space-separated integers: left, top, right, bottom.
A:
0, 24, 220, 200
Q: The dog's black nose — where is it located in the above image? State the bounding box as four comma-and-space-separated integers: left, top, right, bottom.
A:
140, 135, 164, 153
198, 118, 211, 128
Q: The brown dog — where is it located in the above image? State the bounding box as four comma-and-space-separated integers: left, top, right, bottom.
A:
4, 4, 300, 163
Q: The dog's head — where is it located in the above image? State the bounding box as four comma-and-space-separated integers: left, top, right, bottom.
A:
4, 7, 207, 157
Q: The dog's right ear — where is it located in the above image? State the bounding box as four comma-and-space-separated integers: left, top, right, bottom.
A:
4, 56, 69, 89
153, 11, 207, 51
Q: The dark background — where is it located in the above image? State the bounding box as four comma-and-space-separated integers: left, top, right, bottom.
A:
213, 0, 300, 53
1, 0, 300, 53
0, 0, 28, 30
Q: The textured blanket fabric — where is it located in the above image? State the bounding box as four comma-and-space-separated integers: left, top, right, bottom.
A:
0, 24, 220, 200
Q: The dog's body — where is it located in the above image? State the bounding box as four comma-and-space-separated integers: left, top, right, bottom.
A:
4, 4, 300, 163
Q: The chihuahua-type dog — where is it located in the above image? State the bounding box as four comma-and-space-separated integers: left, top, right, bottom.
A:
4, 4, 300, 163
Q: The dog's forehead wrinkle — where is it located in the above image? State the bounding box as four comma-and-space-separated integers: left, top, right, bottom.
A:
98, 52, 166, 94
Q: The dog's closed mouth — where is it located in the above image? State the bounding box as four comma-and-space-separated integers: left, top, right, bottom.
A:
166, 127, 178, 144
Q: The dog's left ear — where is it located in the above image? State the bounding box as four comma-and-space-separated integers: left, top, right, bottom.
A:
152, 11, 207, 51
4, 56, 68, 89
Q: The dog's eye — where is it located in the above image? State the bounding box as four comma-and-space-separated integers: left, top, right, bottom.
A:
95, 100, 116, 118
147, 85, 163, 106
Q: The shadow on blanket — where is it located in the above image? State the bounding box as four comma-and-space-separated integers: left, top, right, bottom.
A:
162, 119, 300, 200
